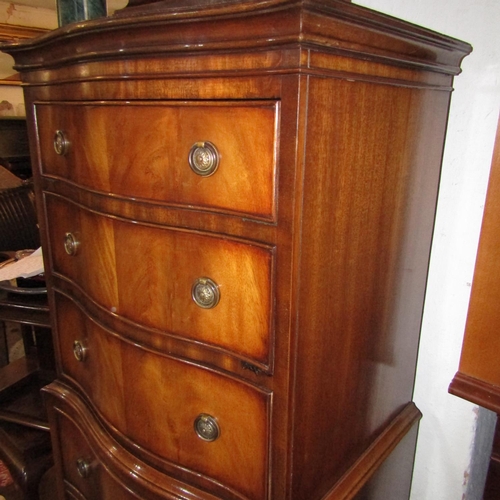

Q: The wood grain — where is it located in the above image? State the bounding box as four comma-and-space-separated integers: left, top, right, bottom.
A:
51, 298, 272, 500
36, 101, 279, 221
450, 116, 500, 409
46, 194, 275, 367
2, 1, 471, 498
44, 382, 224, 499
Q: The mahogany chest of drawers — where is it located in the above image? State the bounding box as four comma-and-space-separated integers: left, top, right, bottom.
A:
2, 1, 470, 498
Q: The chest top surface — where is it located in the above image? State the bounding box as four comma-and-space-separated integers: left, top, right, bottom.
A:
3, 0, 470, 78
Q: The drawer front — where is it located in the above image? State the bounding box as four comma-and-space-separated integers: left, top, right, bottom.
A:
55, 293, 271, 500
36, 101, 278, 220
56, 410, 140, 500
46, 195, 274, 366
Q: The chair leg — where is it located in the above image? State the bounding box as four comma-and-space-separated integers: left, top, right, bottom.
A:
0, 322, 8, 368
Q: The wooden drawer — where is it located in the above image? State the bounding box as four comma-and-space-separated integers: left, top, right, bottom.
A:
56, 411, 140, 500
46, 194, 275, 367
36, 101, 278, 221
54, 293, 272, 500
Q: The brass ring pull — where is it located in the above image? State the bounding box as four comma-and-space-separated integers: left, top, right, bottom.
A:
194, 414, 220, 442
76, 457, 92, 479
73, 340, 87, 362
191, 277, 220, 309
64, 232, 79, 256
188, 141, 219, 177
54, 130, 70, 156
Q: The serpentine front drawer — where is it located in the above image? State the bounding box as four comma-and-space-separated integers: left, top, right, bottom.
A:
46, 194, 275, 367
54, 292, 272, 500
36, 100, 279, 221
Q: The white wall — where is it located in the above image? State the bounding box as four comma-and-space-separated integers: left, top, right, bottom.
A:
354, 0, 500, 498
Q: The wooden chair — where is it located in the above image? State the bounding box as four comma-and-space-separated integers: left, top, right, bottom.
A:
0, 178, 54, 499
0, 182, 40, 252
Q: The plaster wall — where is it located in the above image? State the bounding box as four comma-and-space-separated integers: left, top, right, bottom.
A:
0, 0, 56, 28
354, 0, 500, 498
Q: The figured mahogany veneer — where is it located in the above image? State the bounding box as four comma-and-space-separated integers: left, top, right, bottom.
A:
46, 194, 275, 368
54, 294, 271, 500
36, 102, 279, 221
2, 0, 471, 499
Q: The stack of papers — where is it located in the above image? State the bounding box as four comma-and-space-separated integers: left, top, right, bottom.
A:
0, 247, 44, 281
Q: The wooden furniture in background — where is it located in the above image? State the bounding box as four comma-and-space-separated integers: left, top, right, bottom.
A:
0, 282, 55, 500
3, 1, 470, 498
0, 24, 48, 86
0, 174, 55, 499
0, 75, 53, 499
449, 114, 500, 498
0, 119, 31, 179
0, 193, 54, 499
0, 25, 47, 43
0, 183, 40, 252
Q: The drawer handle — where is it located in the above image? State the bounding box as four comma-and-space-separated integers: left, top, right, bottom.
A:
192, 277, 220, 309
54, 130, 70, 156
194, 414, 220, 442
188, 141, 219, 176
73, 340, 87, 362
64, 232, 80, 256
76, 457, 92, 479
